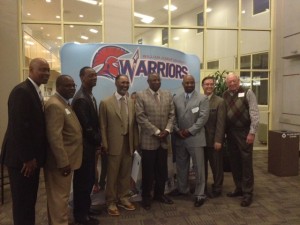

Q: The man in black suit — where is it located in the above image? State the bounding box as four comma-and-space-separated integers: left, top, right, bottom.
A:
72, 66, 101, 225
0, 58, 50, 225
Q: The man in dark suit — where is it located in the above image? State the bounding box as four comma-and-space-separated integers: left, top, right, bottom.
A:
99, 75, 138, 216
202, 76, 226, 198
72, 67, 101, 225
171, 75, 209, 207
135, 73, 175, 210
0, 58, 50, 225
44, 75, 83, 225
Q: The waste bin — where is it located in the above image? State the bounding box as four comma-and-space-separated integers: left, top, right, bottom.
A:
268, 130, 299, 177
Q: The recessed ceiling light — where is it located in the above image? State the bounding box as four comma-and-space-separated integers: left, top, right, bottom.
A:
57, 36, 62, 40
56, 15, 60, 19
77, 0, 98, 5
154, 39, 160, 43
79, 14, 84, 18
242, 10, 246, 14
26, 41, 35, 46
70, 25, 74, 28
27, 13, 31, 16
46, 0, 52, 3
163, 4, 177, 11
89, 28, 98, 33
74, 41, 81, 44
182, 29, 189, 33
173, 37, 180, 41
81, 35, 89, 40
46, 34, 50, 37
40, 27, 44, 30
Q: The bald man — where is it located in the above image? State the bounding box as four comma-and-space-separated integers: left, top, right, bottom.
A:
1, 58, 50, 225
171, 75, 209, 207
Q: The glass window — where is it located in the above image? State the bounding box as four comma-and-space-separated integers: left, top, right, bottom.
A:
252, 52, 268, 69
197, 12, 204, 33
64, 25, 103, 44
241, 0, 270, 29
206, 30, 237, 71
134, 28, 166, 46
240, 55, 251, 69
22, 0, 61, 21
134, 0, 168, 25
240, 71, 251, 87
207, 0, 238, 27
63, 0, 102, 23
207, 60, 219, 69
171, 0, 204, 26
252, 79, 268, 105
253, 0, 269, 15
240, 31, 270, 58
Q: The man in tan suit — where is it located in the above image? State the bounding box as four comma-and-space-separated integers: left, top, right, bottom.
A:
44, 75, 83, 225
99, 75, 138, 216
135, 73, 175, 210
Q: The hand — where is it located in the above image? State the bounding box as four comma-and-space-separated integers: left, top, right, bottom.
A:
159, 130, 169, 139
181, 129, 191, 138
59, 165, 71, 177
101, 146, 108, 155
214, 142, 222, 151
246, 133, 255, 144
176, 130, 186, 139
21, 159, 37, 177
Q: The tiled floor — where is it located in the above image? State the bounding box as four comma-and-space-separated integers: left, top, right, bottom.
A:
1, 150, 300, 225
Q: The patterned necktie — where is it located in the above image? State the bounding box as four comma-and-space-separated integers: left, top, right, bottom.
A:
120, 97, 128, 134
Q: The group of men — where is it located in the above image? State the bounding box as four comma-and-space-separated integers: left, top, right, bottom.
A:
0, 57, 259, 225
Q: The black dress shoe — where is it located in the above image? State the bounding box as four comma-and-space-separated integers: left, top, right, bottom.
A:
210, 191, 222, 198
153, 195, 174, 204
241, 196, 252, 207
75, 216, 99, 225
142, 198, 151, 210
227, 190, 243, 197
194, 198, 205, 207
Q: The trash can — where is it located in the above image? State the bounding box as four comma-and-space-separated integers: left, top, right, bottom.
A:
268, 130, 299, 177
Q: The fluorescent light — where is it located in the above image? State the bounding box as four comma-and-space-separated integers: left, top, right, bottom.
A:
163, 4, 177, 11
206, 8, 212, 13
81, 35, 89, 40
77, 0, 98, 5
134, 12, 154, 24
89, 28, 98, 33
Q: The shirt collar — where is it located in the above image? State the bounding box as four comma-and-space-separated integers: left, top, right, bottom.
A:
28, 77, 41, 94
55, 92, 69, 105
115, 92, 127, 101
185, 90, 194, 99
149, 88, 159, 96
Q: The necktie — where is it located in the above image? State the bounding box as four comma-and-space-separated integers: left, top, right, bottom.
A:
154, 92, 160, 104
120, 97, 128, 134
185, 94, 189, 107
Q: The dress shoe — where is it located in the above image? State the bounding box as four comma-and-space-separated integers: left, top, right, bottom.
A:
194, 198, 205, 207
153, 195, 174, 204
240, 196, 252, 207
227, 190, 243, 197
169, 189, 188, 197
107, 203, 120, 216
88, 208, 101, 216
75, 216, 99, 225
117, 199, 136, 211
142, 198, 151, 210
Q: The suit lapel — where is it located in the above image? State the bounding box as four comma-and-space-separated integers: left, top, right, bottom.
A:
112, 95, 122, 120
26, 79, 44, 112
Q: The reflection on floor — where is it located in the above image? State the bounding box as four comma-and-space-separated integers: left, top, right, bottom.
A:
1, 150, 300, 225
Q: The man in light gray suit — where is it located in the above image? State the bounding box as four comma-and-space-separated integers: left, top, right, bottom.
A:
171, 74, 209, 207
135, 73, 175, 210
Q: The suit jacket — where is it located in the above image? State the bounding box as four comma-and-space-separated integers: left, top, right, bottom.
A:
135, 88, 175, 150
72, 86, 101, 161
173, 91, 209, 147
204, 94, 226, 147
1, 79, 47, 168
99, 94, 138, 155
44, 94, 83, 170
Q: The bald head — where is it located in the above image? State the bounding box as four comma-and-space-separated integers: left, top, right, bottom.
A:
29, 58, 50, 86
147, 73, 161, 92
56, 75, 76, 100
182, 74, 195, 93
226, 72, 240, 92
